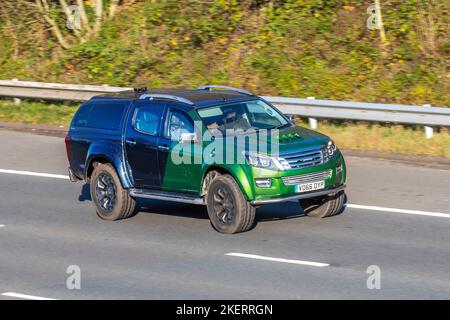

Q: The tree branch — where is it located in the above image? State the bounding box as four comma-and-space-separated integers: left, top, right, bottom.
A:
75, 0, 92, 34
109, 0, 120, 18
58, 0, 82, 39
0, 2, 20, 58
92, 0, 103, 34
35, 0, 71, 49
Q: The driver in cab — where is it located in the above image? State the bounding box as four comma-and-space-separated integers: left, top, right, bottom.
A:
218, 107, 251, 131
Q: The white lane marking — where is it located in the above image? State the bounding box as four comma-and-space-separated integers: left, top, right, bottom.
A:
1, 292, 57, 300
347, 204, 450, 219
225, 253, 329, 267
1, 167, 449, 220
0, 225, 4, 228
0, 169, 68, 180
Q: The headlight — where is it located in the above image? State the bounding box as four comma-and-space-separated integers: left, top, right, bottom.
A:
243, 151, 274, 168
323, 140, 338, 162
243, 151, 290, 170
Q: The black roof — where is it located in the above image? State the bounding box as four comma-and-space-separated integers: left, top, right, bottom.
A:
92, 88, 257, 108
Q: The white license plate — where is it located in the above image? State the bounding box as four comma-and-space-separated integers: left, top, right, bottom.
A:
295, 180, 325, 193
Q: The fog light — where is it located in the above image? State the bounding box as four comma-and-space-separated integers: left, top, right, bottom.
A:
255, 178, 272, 188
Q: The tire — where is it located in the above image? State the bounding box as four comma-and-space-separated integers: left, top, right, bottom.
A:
90, 163, 136, 221
206, 174, 255, 234
299, 190, 346, 218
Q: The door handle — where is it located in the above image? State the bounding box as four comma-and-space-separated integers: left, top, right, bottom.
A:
126, 139, 136, 146
158, 145, 169, 152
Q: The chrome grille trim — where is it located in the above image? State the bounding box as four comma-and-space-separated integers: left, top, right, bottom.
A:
281, 169, 333, 186
279, 146, 323, 169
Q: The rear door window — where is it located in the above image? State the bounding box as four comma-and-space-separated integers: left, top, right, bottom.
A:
133, 105, 164, 135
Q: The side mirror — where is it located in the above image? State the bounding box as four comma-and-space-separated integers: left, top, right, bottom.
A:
285, 114, 294, 121
179, 132, 197, 143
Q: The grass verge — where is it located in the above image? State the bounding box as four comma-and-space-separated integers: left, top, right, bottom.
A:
0, 100, 78, 127
294, 118, 450, 159
0, 100, 449, 159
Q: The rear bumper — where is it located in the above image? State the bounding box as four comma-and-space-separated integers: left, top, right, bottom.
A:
250, 184, 345, 206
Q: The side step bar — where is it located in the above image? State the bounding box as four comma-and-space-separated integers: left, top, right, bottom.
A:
129, 189, 205, 205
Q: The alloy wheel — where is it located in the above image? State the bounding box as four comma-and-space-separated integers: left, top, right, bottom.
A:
95, 172, 117, 213
212, 186, 235, 225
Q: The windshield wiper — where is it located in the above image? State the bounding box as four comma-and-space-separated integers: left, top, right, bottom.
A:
272, 123, 292, 130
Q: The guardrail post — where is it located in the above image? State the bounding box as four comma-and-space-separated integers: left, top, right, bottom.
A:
12, 78, 21, 105
307, 97, 318, 129
423, 104, 433, 139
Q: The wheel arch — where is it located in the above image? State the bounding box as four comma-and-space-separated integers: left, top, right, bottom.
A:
86, 155, 114, 180
85, 142, 133, 188
201, 165, 255, 201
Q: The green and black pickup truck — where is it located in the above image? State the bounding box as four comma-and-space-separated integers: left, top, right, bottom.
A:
65, 85, 346, 234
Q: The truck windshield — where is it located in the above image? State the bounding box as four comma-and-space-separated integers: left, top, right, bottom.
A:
197, 100, 289, 133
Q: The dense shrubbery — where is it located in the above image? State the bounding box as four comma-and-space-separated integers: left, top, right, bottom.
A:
0, 0, 448, 106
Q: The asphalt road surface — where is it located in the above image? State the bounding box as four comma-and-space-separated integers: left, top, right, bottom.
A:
0, 129, 449, 299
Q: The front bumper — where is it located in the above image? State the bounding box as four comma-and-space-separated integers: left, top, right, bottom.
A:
250, 184, 345, 206
244, 152, 346, 203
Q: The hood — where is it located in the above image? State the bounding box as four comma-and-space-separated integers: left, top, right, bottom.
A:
275, 125, 329, 153
206, 125, 330, 157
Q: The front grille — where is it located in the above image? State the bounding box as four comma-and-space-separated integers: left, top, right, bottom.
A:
281, 169, 332, 186
279, 146, 323, 169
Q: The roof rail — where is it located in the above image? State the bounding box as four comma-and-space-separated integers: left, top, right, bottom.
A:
134, 87, 148, 94
197, 85, 253, 96
139, 94, 194, 105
